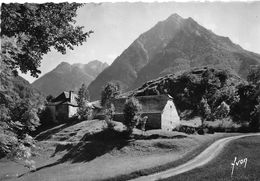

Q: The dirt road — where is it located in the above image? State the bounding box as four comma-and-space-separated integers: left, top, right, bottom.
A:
130, 133, 260, 181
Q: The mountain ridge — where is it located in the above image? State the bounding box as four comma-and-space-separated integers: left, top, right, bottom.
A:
88, 13, 260, 100
32, 60, 108, 97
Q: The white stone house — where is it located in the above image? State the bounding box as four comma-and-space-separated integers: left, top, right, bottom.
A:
94, 94, 180, 131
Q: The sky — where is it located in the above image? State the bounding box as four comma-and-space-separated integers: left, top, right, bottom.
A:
17, 1, 260, 83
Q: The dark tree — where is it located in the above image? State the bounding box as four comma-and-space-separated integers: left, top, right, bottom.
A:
10, 98, 40, 137
1, 2, 92, 158
123, 97, 142, 134
247, 65, 260, 86
1, 3, 93, 77
101, 82, 121, 107
46, 95, 54, 102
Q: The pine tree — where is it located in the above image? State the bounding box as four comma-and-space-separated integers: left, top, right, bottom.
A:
76, 84, 90, 120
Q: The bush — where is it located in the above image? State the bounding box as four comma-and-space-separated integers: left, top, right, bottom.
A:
101, 82, 121, 130
7, 134, 37, 171
207, 127, 215, 134
123, 97, 142, 135
197, 128, 205, 135
178, 125, 196, 134
104, 103, 115, 130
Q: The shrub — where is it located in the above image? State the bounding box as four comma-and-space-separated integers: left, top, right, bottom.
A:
197, 128, 205, 135
178, 125, 196, 134
7, 134, 37, 172
207, 127, 215, 134
76, 84, 90, 120
104, 103, 116, 129
123, 97, 142, 135
139, 116, 148, 134
101, 82, 121, 129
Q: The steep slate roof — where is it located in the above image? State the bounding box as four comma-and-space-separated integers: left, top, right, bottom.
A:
113, 94, 173, 114
50, 91, 78, 106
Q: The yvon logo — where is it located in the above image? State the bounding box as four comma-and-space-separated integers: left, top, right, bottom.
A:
231, 156, 248, 177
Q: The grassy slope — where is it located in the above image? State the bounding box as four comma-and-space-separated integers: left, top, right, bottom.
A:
105, 133, 240, 181
0, 120, 240, 181
162, 135, 260, 181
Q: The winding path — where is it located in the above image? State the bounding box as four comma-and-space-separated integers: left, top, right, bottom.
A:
130, 133, 260, 181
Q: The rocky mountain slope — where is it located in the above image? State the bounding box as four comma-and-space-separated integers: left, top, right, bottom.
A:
88, 13, 260, 100
128, 66, 245, 120
32, 60, 108, 97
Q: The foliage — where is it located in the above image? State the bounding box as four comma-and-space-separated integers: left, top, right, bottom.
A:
123, 97, 142, 134
46, 95, 54, 102
104, 103, 116, 129
230, 84, 257, 123
101, 82, 121, 107
37, 106, 56, 133
249, 96, 260, 131
214, 101, 230, 120
76, 84, 90, 120
178, 125, 196, 134
10, 99, 41, 135
0, 130, 18, 158
139, 116, 148, 133
0, 66, 44, 155
132, 67, 260, 132
7, 134, 37, 171
1, 3, 93, 77
0, 96, 42, 139
198, 97, 211, 121
209, 85, 240, 109
173, 68, 231, 116
1, 2, 91, 160
247, 65, 260, 86
1, 35, 25, 76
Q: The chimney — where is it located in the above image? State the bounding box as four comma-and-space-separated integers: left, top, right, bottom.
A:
69, 91, 73, 102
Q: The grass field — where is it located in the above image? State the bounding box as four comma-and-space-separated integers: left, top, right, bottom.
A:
161, 135, 260, 181
0, 120, 243, 181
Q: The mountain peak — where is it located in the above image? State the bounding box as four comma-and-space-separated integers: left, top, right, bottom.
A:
168, 13, 182, 20
59, 61, 70, 66
33, 60, 108, 96
165, 13, 184, 24
55, 62, 71, 72
88, 13, 260, 100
